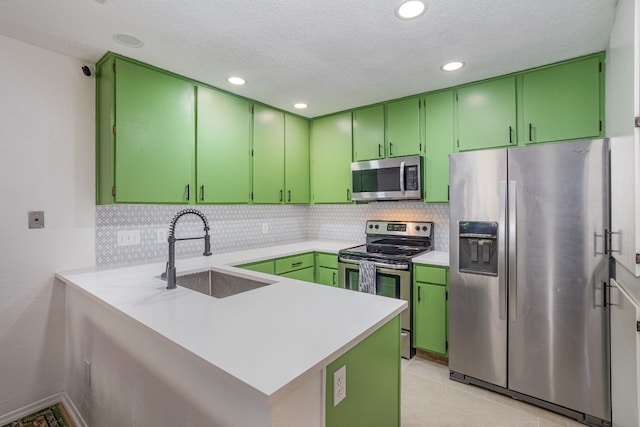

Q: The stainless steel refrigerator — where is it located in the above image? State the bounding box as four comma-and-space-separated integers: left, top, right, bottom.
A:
449, 139, 611, 426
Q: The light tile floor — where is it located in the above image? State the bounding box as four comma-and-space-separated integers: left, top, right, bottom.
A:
402, 356, 585, 427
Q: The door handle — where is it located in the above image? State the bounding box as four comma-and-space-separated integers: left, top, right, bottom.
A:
508, 180, 517, 322
528, 123, 533, 142
389, 142, 393, 156
418, 286, 421, 302
200, 185, 205, 201
508, 126, 513, 144
186, 184, 190, 201
279, 189, 283, 202
346, 188, 351, 201
332, 271, 337, 286
378, 144, 382, 157
498, 181, 507, 320
288, 190, 291, 203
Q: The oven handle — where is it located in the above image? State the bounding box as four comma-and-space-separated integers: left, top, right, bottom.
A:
338, 258, 410, 270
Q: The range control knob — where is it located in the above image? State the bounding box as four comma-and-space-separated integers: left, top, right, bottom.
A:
369, 224, 373, 229
374, 224, 379, 229
422, 226, 428, 231
415, 226, 420, 231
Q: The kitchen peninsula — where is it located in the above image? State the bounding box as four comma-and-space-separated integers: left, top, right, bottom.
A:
56, 241, 407, 427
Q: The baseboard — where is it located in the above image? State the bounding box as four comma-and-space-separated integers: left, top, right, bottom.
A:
0, 392, 87, 427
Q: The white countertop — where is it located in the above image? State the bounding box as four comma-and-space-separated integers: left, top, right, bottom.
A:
412, 250, 450, 267
57, 240, 407, 403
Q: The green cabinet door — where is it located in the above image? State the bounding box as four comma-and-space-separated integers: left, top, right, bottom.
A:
316, 267, 338, 286
414, 282, 447, 355
114, 58, 195, 203
284, 114, 310, 204
522, 55, 602, 144
310, 112, 353, 203
353, 105, 385, 161
424, 90, 454, 203
386, 96, 422, 157
281, 266, 315, 282
457, 76, 516, 151
253, 105, 285, 203
196, 86, 251, 203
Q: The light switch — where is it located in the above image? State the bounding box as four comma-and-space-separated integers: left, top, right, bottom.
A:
28, 211, 45, 229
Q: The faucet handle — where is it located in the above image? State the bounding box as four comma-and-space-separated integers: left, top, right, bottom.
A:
203, 234, 212, 256
160, 261, 169, 280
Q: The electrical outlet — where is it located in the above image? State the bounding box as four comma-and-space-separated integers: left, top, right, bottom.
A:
116, 230, 141, 246
333, 365, 346, 406
262, 223, 268, 234
156, 228, 168, 243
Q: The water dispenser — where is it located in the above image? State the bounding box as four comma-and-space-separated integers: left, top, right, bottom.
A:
458, 221, 498, 276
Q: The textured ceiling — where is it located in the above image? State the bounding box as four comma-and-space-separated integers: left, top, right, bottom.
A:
0, 0, 617, 118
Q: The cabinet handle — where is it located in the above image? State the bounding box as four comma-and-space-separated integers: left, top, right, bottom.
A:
418, 286, 421, 302
186, 184, 190, 201
378, 144, 382, 157
288, 190, 291, 203
389, 142, 393, 156
508, 126, 513, 144
528, 123, 533, 142
332, 272, 337, 286
279, 189, 283, 202
200, 185, 205, 201
347, 188, 351, 201
292, 261, 303, 267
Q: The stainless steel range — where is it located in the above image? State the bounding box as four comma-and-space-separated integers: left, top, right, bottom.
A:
338, 220, 434, 358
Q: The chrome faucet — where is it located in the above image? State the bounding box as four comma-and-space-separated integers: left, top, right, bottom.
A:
163, 208, 212, 289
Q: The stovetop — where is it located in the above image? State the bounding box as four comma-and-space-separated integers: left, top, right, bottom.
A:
339, 220, 434, 263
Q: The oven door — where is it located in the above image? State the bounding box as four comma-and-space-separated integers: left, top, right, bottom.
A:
338, 259, 413, 358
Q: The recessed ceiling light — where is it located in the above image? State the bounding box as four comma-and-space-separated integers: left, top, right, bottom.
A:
293, 103, 308, 109
113, 34, 143, 48
441, 61, 465, 72
227, 77, 246, 85
396, 0, 427, 19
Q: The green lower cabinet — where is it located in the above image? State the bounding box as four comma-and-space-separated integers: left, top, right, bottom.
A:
326, 316, 400, 427
413, 265, 448, 356
280, 266, 315, 282
316, 266, 338, 286
238, 260, 275, 275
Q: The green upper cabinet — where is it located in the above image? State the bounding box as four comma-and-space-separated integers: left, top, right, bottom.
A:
284, 114, 310, 204
521, 55, 603, 144
353, 105, 385, 161
253, 105, 285, 204
457, 76, 517, 151
386, 96, 423, 157
424, 90, 454, 203
109, 57, 196, 203
196, 86, 251, 203
310, 112, 353, 203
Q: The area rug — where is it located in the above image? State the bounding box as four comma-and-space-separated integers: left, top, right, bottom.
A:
1, 403, 73, 427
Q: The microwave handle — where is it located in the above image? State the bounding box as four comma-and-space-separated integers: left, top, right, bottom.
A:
399, 161, 405, 193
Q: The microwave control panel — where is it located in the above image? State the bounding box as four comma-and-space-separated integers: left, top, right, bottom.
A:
405, 166, 419, 190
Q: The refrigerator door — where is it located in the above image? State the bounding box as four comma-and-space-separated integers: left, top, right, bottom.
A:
507, 139, 610, 421
449, 149, 508, 387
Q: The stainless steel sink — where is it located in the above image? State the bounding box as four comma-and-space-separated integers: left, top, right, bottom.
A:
174, 269, 274, 298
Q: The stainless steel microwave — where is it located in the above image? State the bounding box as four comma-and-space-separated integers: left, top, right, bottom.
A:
351, 155, 422, 201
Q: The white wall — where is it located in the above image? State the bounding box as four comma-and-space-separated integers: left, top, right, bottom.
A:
0, 34, 95, 415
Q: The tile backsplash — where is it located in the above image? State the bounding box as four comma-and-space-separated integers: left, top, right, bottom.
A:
96, 202, 449, 267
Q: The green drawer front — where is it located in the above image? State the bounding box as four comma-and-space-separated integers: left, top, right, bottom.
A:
275, 252, 314, 274
281, 266, 315, 282
316, 252, 338, 269
414, 265, 447, 285
317, 267, 338, 286
238, 260, 275, 275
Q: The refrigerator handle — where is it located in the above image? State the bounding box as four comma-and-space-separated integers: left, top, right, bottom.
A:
508, 180, 517, 322
498, 181, 507, 321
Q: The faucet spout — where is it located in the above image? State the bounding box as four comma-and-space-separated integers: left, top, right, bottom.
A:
165, 209, 212, 289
